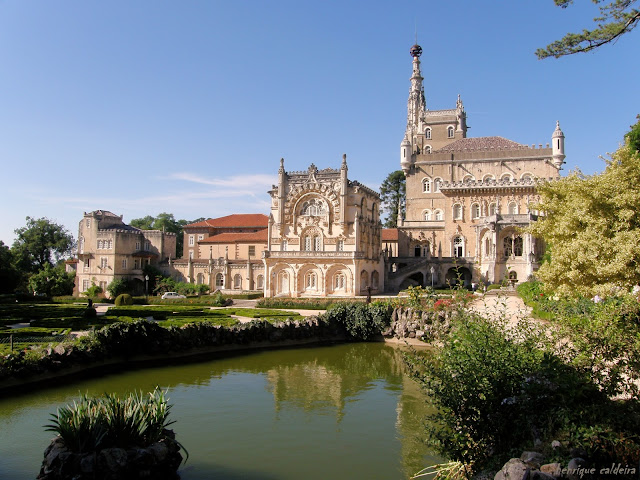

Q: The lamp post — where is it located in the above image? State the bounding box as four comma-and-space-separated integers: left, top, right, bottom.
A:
430, 266, 435, 291
144, 275, 149, 299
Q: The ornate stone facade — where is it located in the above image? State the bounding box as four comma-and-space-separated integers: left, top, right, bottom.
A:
388, 44, 566, 290
263, 156, 384, 297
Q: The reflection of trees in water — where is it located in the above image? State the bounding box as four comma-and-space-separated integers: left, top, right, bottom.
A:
396, 375, 443, 478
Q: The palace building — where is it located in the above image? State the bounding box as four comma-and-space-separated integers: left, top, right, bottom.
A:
386, 43, 565, 290
72, 44, 564, 297
262, 156, 383, 297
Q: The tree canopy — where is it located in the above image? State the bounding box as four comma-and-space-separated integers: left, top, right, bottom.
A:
536, 0, 640, 59
379, 170, 406, 228
529, 118, 640, 295
11, 217, 75, 273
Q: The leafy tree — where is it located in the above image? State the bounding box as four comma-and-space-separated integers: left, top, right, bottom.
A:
529, 118, 640, 295
27, 263, 75, 297
83, 282, 103, 298
0, 241, 20, 293
379, 170, 406, 228
536, 0, 640, 59
106, 278, 131, 298
11, 217, 75, 273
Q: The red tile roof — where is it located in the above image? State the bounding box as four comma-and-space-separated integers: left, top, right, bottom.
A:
436, 136, 526, 152
200, 230, 268, 244
382, 228, 399, 241
186, 214, 269, 228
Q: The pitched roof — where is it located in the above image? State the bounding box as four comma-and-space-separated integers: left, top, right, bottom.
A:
382, 228, 399, 241
435, 136, 526, 152
200, 230, 268, 244
186, 214, 269, 228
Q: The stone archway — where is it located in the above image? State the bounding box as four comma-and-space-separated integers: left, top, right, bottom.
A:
445, 266, 472, 288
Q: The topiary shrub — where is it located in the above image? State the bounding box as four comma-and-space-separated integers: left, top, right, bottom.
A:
115, 294, 133, 306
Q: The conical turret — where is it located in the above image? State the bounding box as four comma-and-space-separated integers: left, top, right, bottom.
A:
552, 121, 565, 169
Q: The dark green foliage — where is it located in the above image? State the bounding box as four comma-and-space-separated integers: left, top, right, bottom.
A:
83, 283, 103, 299
27, 263, 75, 297
321, 301, 392, 340
380, 170, 406, 228
153, 276, 209, 296
0, 241, 20, 294
114, 294, 134, 307
44, 388, 180, 454
625, 114, 640, 152
257, 297, 364, 309
405, 314, 599, 471
107, 278, 131, 298
130, 212, 204, 259
536, 0, 640, 59
11, 216, 74, 273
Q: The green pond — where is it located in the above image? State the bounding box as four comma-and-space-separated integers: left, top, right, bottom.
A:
0, 343, 441, 479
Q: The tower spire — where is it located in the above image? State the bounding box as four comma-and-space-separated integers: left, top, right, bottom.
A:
401, 43, 425, 174
406, 44, 426, 139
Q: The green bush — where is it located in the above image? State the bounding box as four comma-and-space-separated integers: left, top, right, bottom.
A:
486, 284, 501, 291
114, 294, 133, 307
107, 278, 131, 298
320, 301, 392, 340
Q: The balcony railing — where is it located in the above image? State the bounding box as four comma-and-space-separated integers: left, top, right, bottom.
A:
263, 251, 365, 259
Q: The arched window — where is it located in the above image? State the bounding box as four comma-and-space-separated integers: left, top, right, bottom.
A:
281, 240, 287, 251
447, 126, 455, 138
215, 273, 224, 288
453, 236, 464, 257
433, 177, 442, 192
301, 198, 327, 216
360, 270, 369, 290
425, 145, 432, 153
422, 178, 432, 193
303, 234, 321, 251
256, 275, 264, 289
482, 174, 496, 182
484, 238, 491, 257
508, 202, 518, 215
435, 209, 444, 221
372, 271, 379, 289
513, 236, 523, 257
453, 204, 463, 220
462, 174, 475, 183
425, 127, 432, 139
334, 272, 346, 291
233, 274, 242, 289
500, 173, 513, 182
521, 173, 533, 181
423, 209, 432, 221
489, 203, 497, 216
305, 271, 317, 290
471, 203, 481, 219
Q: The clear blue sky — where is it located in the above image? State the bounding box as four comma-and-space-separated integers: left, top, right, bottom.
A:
1, 1, 638, 246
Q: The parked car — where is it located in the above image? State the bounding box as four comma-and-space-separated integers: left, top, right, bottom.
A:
161, 292, 186, 299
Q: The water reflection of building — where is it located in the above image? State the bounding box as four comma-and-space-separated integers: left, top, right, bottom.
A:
267, 363, 346, 419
